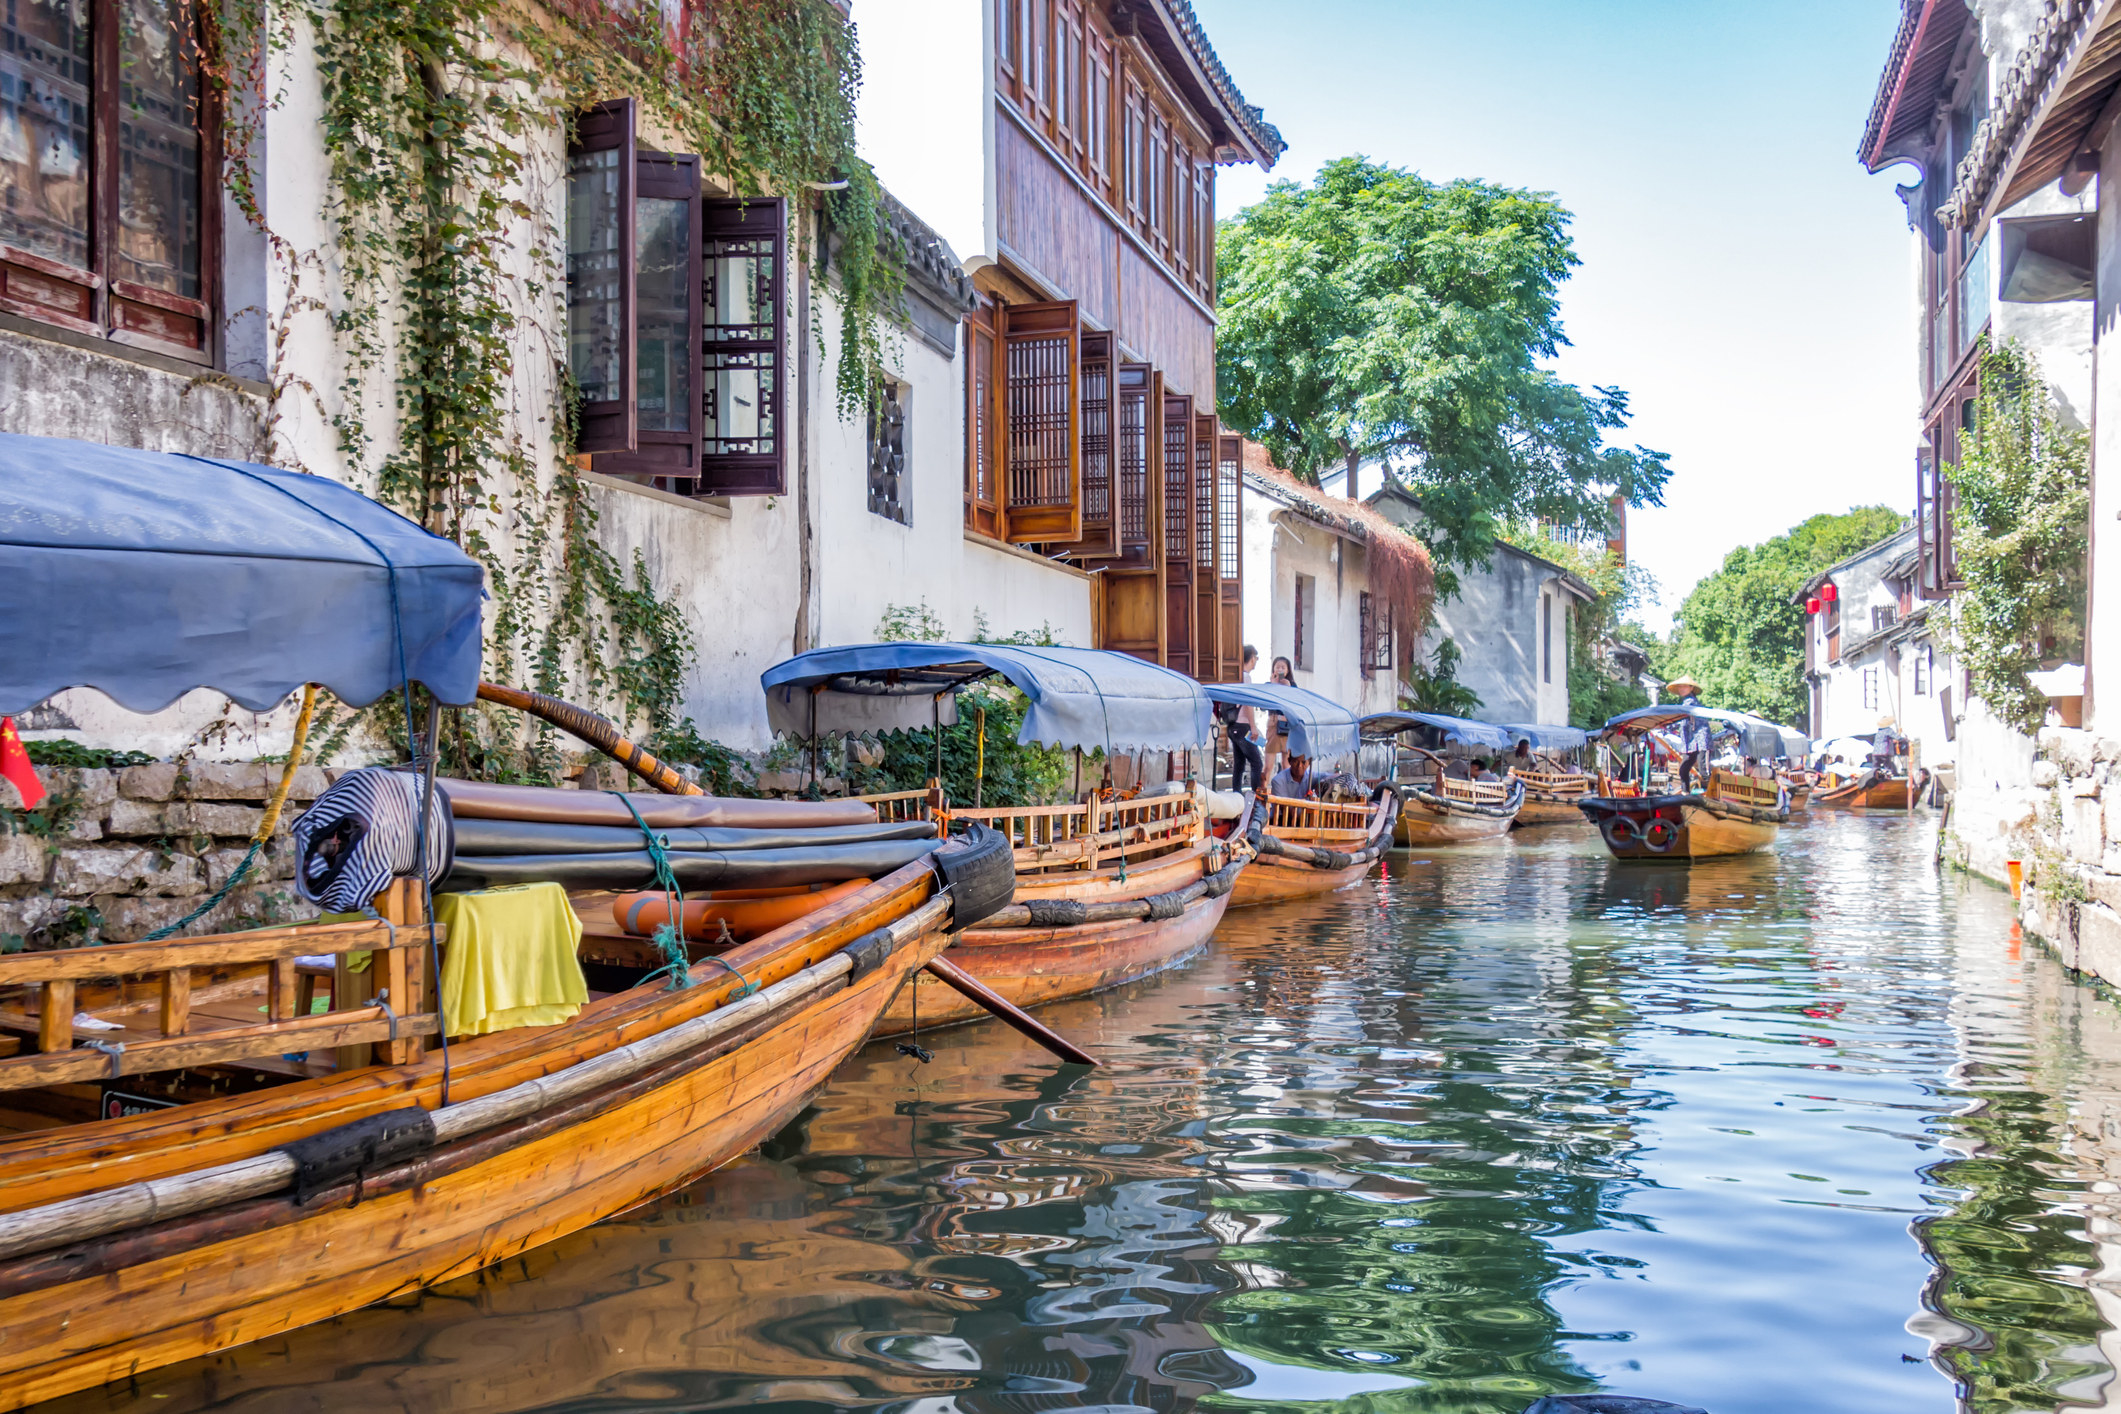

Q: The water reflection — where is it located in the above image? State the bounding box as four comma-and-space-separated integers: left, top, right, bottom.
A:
34, 816, 2121, 1414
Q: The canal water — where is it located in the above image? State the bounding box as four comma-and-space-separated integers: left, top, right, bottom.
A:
41, 812, 2121, 1414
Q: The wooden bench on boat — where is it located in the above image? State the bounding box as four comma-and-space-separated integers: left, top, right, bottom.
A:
1510, 767, 1593, 825
1396, 769, 1522, 846
937, 791, 1201, 875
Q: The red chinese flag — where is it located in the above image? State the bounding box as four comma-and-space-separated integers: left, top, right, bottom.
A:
0, 718, 45, 811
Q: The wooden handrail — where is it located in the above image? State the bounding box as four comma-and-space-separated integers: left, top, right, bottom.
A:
0, 919, 434, 985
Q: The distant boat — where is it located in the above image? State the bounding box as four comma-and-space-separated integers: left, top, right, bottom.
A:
1359, 712, 1524, 844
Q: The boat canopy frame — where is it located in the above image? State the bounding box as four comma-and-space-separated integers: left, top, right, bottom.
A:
762, 643, 1215, 755
1203, 682, 1359, 761
1359, 711, 1515, 752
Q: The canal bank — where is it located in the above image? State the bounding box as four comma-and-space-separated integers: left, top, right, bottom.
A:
30, 813, 2121, 1414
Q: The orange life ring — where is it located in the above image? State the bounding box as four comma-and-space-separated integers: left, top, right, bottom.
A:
613, 877, 872, 943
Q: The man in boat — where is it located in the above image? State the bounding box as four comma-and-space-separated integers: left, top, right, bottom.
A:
1870, 716, 1902, 773
1668, 676, 1710, 793
1221, 645, 1266, 792
1270, 752, 1319, 800
1471, 758, 1500, 783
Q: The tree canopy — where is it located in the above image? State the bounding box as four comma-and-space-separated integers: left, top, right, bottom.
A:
1215, 156, 1671, 576
1660, 506, 1908, 727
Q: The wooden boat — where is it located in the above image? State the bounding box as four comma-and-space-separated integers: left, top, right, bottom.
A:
0, 829, 1005, 1409
1813, 769, 1912, 810
1510, 766, 1593, 825
1228, 788, 1397, 907
1396, 772, 1523, 845
877, 786, 1252, 1033
1779, 770, 1815, 810
1578, 767, 1787, 861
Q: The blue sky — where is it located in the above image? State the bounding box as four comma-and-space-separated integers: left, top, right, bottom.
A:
1199, 0, 1915, 633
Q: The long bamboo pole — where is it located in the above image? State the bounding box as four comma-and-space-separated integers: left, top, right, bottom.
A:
475, 682, 702, 796
922, 956, 1098, 1066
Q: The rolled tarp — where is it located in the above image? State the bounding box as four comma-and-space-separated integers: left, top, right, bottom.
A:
435, 777, 879, 829
450, 817, 938, 856
437, 838, 945, 894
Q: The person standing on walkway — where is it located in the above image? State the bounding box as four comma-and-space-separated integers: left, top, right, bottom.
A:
1264, 656, 1295, 777
1668, 676, 1711, 793
1224, 644, 1266, 792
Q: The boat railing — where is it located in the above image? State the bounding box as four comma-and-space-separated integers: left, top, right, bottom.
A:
1265, 794, 1373, 836
856, 787, 936, 824
1431, 776, 1510, 806
1511, 767, 1589, 794
1706, 769, 1781, 810
941, 790, 1201, 872
0, 879, 440, 1092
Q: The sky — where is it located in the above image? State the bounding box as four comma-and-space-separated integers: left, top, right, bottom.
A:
1195, 0, 1917, 635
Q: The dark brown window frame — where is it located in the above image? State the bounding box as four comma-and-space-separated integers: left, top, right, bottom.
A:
567, 98, 787, 498
0, 0, 221, 363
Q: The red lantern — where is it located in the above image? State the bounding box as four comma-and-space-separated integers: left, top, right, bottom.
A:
1821, 582, 1838, 603
1806, 597, 1821, 614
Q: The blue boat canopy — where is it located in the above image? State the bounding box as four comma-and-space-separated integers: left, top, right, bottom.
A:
0, 435, 486, 715
1203, 682, 1359, 761
1504, 723, 1591, 752
762, 644, 1214, 754
1358, 711, 1514, 751
1600, 705, 1800, 760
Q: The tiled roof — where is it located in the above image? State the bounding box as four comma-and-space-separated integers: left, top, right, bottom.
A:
1939, 0, 2098, 226
1151, 0, 1285, 167
1857, 0, 1974, 172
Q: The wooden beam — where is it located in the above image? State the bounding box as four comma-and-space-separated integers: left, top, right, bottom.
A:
158, 969, 190, 1038
36, 981, 71, 1056
0, 920, 437, 985
0, 1006, 441, 1092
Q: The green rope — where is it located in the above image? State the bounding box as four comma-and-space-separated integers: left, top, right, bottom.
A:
141, 840, 264, 942
611, 792, 693, 991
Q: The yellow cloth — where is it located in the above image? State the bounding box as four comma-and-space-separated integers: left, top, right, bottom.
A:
435, 882, 587, 1038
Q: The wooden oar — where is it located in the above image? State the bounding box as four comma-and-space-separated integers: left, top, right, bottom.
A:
477, 682, 702, 796
921, 956, 1098, 1066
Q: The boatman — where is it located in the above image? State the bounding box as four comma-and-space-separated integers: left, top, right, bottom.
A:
1270, 753, 1318, 801
1668, 676, 1711, 793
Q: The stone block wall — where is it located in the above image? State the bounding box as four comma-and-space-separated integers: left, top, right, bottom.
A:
0, 763, 330, 947
2017, 729, 2121, 986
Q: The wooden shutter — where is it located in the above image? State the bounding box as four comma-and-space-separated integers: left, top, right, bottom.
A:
1160, 392, 1193, 675
567, 98, 637, 454
592, 151, 702, 484
1217, 433, 1243, 678
1193, 413, 1220, 679
1000, 299, 1081, 542
964, 302, 1003, 538
695, 196, 786, 495
1116, 362, 1152, 552
1048, 330, 1115, 557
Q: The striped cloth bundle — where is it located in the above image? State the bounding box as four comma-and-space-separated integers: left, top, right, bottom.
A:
293, 766, 454, 913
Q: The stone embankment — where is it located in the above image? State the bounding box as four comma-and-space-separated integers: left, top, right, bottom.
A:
2009, 729, 2121, 982
0, 764, 329, 947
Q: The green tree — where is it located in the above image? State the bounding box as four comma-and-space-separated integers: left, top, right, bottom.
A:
1214, 156, 1671, 579
1942, 341, 2090, 733
1662, 507, 1908, 727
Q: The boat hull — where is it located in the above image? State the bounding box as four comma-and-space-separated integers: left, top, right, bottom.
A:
1814, 776, 1911, 810
0, 901, 949, 1409
878, 889, 1229, 1032
1577, 793, 1781, 861
1229, 852, 1373, 906
1514, 794, 1590, 826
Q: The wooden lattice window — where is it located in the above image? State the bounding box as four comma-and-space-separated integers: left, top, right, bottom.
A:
964, 302, 1002, 538
1217, 435, 1242, 581
1294, 573, 1314, 673
1117, 362, 1151, 548
1051, 330, 1115, 558
1194, 414, 1216, 568
1000, 298, 1080, 543
1162, 394, 1193, 560
1364, 594, 1393, 678
696, 196, 786, 494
